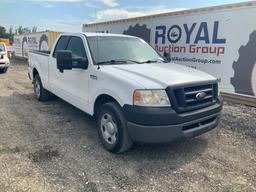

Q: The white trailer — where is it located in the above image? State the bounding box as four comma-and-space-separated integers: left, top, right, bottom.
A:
13, 30, 60, 59
83, 1, 256, 98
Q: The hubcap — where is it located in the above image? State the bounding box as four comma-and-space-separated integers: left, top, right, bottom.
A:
34, 79, 40, 99
100, 113, 118, 145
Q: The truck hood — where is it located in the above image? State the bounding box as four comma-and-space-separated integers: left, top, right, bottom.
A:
0, 51, 7, 55
104, 62, 216, 88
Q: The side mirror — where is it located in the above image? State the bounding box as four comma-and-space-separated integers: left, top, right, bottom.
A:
163, 51, 171, 62
57, 50, 73, 73
72, 57, 88, 70
57, 50, 89, 73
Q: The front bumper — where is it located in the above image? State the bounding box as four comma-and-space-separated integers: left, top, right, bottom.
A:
123, 96, 223, 143
0, 60, 9, 69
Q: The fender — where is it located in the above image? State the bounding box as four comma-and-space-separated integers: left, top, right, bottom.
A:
31, 65, 46, 87
89, 88, 126, 115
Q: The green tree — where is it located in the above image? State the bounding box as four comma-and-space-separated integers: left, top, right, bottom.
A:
0, 26, 9, 38
8, 26, 14, 44
17, 26, 23, 35
0, 25, 38, 45
15, 25, 38, 35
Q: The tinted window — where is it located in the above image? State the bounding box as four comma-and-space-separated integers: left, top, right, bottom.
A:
66, 37, 87, 58
0, 44, 5, 52
53, 36, 70, 58
87, 36, 162, 64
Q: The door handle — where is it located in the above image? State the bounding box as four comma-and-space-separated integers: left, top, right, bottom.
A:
90, 75, 97, 80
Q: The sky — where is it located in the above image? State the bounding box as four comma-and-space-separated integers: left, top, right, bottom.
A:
0, 0, 250, 32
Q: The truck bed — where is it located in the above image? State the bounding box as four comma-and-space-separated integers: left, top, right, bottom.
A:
28, 50, 50, 85
30, 50, 51, 56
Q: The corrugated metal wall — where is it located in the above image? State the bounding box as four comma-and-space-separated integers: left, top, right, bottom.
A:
0, 38, 10, 46
47, 31, 61, 50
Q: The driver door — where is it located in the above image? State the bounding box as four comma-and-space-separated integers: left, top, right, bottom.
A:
49, 35, 90, 110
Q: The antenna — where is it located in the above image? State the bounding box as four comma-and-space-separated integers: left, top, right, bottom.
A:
95, 9, 100, 70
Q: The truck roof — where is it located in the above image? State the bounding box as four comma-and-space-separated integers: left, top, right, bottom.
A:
62, 32, 137, 38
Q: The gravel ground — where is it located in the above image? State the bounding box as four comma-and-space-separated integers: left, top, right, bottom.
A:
0, 60, 256, 192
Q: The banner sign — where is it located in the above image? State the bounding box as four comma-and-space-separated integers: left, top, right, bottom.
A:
83, 6, 256, 96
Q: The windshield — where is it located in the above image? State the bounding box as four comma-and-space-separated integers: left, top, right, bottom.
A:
87, 36, 164, 65
0, 44, 5, 52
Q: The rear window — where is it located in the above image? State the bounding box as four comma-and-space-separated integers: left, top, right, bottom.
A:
0, 44, 5, 52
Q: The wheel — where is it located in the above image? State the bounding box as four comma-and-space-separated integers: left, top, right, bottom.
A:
33, 74, 52, 101
97, 102, 133, 153
0, 67, 8, 73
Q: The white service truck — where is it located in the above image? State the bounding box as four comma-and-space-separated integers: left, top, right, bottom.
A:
83, 1, 256, 98
28, 33, 223, 153
0, 42, 10, 73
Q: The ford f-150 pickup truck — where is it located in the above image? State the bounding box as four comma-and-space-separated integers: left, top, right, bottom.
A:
28, 33, 223, 153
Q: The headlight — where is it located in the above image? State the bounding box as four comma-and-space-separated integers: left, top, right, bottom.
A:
133, 89, 171, 107
3, 54, 8, 60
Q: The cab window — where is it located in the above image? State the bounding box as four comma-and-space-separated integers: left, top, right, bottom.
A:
66, 37, 87, 59
53, 36, 70, 58
0, 43, 5, 52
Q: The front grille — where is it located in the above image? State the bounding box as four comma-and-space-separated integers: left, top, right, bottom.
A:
166, 81, 218, 113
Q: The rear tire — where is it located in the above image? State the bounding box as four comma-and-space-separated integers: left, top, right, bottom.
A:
97, 102, 133, 153
0, 67, 8, 73
33, 74, 52, 101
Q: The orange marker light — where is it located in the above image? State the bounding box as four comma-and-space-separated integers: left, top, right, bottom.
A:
133, 91, 141, 104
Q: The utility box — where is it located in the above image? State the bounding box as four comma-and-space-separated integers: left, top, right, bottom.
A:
0, 38, 10, 46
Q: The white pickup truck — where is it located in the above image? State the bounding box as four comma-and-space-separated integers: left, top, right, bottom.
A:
28, 33, 223, 153
0, 42, 10, 73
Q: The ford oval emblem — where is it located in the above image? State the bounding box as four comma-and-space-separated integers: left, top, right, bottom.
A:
196, 92, 207, 100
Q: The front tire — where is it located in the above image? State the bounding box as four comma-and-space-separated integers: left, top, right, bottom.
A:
33, 74, 52, 101
0, 67, 8, 73
97, 102, 133, 153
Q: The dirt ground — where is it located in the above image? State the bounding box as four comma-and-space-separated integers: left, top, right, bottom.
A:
0, 60, 256, 192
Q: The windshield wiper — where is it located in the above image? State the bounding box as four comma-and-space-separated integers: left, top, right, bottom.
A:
140, 58, 166, 64
97, 59, 140, 65
140, 60, 158, 64
123, 59, 141, 64
97, 59, 166, 65
97, 60, 126, 65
